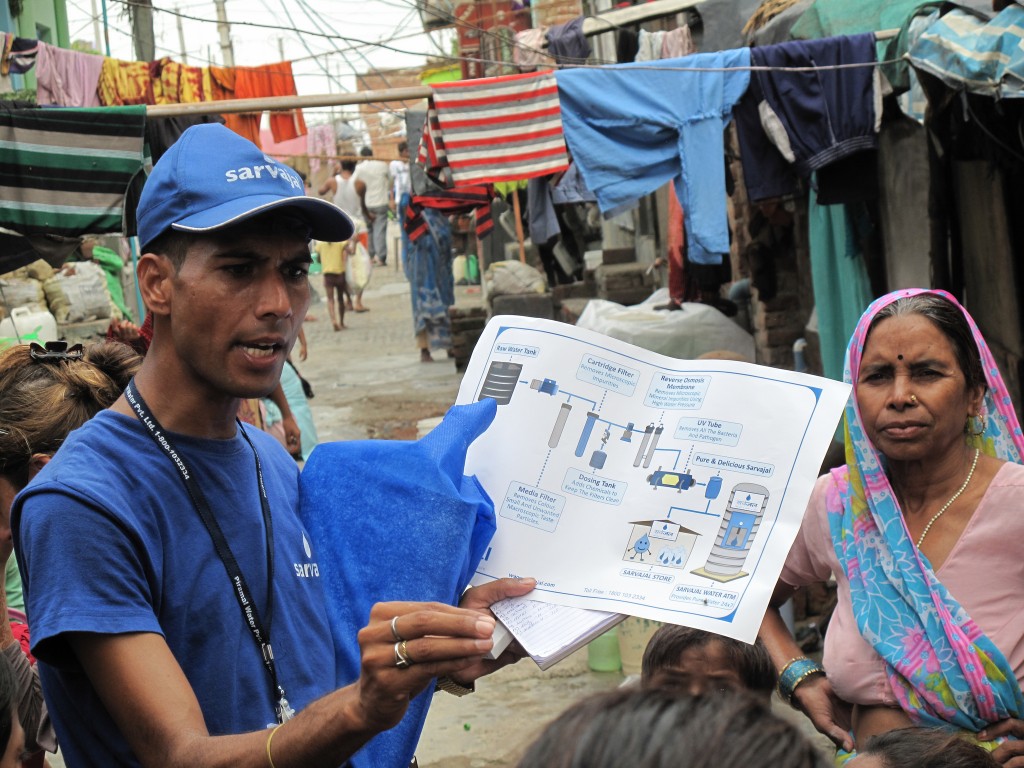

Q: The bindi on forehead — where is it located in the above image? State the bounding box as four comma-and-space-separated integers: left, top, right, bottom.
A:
898, 354, 903, 360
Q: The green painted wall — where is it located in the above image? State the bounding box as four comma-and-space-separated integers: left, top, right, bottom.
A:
11, 0, 70, 88
14, 0, 70, 44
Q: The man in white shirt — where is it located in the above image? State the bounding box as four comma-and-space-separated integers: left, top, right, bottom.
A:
353, 147, 391, 266
318, 159, 361, 219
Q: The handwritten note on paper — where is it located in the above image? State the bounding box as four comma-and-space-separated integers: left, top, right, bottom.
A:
490, 598, 623, 669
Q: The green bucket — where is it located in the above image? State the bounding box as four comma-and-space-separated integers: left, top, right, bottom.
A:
466, 254, 480, 284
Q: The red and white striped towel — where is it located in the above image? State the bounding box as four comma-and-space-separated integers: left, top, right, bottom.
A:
426, 70, 569, 187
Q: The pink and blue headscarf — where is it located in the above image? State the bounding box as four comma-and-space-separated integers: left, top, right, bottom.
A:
828, 288, 1024, 730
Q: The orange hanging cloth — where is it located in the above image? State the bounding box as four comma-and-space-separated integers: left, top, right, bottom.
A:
666, 184, 687, 305
207, 64, 262, 147
234, 61, 306, 143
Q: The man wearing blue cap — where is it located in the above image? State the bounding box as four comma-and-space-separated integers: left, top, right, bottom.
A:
12, 124, 532, 767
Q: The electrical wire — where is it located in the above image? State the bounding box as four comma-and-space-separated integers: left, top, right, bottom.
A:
275, 0, 409, 117
293, 0, 430, 117
296, 0, 401, 89
108, 0, 448, 59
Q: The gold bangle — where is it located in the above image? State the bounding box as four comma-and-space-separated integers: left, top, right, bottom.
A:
777, 656, 807, 679
436, 676, 475, 697
266, 723, 284, 768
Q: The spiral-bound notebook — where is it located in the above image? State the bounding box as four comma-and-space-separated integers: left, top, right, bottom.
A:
487, 598, 626, 670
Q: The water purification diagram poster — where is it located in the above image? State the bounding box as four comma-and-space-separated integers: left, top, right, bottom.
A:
458, 316, 851, 643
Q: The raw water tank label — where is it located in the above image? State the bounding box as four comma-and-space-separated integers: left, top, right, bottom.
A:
500, 482, 566, 532
675, 417, 742, 446
691, 452, 774, 478
562, 469, 627, 505
645, 373, 711, 409
576, 355, 639, 396
495, 343, 539, 357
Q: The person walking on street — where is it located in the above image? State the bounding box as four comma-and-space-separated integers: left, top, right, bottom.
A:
315, 238, 350, 330
353, 147, 391, 267
319, 159, 361, 221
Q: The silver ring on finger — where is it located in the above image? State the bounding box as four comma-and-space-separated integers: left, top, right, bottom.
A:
390, 616, 404, 643
395, 640, 413, 669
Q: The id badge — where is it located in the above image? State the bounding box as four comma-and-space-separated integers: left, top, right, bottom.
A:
277, 696, 296, 723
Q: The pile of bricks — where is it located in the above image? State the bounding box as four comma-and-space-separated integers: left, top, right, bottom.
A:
551, 281, 596, 326
584, 247, 650, 306
751, 290, 804, 368
490, 292, 555, 320
449, 306, 488, 373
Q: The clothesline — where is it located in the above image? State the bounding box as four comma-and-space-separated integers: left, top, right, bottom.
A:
147, 46, 904, 117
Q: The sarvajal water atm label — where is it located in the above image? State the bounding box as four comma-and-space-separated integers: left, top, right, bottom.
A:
670, 584, 740, 611
561, 469, 628, 504
500, 482, 566, 532
675, 417, 742, 446
644, 373, 711, 409
576, 355, 639, 396
495, 343, 540, 357
691, 452, 774, 478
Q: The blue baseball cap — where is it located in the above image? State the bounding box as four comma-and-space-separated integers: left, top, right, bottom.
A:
137, 123, 354, 249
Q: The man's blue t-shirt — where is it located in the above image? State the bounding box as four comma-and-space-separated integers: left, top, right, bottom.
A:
13, 410, 335, 766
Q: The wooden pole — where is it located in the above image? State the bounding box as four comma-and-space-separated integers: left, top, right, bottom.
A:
146, 86, 433, 117
144, 0, 735, 118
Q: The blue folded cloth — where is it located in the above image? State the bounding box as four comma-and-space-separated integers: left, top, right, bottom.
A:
299, 398, 498, 768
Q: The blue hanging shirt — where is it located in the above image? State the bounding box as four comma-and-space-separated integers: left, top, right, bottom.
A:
555, 50, 751, 265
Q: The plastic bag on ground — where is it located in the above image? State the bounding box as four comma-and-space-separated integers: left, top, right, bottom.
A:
0, 275, 47, 315
484, 259, 546, 298
577, 288, 755, 361
44, 261, 115, 323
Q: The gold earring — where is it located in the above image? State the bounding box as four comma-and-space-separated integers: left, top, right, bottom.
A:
966, 414, 986, 436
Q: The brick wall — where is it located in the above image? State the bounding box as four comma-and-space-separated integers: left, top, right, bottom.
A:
534, 0, 582, 28
356, 67, 429, 161
726, 127, 813, 371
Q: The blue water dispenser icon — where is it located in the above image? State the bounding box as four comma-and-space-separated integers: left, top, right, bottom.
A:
691, 482, 769, 583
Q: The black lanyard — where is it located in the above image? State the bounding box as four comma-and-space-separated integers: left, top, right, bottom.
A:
124, 379, 294, 723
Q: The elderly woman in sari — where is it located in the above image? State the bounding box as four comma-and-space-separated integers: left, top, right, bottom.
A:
760, 289, 1024, 763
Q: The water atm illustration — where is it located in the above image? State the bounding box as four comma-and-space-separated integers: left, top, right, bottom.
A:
691, 483, 770, 583
478, 361, 770, 584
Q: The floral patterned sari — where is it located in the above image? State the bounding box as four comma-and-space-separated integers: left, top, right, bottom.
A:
828, 288, 1024, 730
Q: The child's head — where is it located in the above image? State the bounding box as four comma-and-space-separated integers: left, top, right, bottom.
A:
858, 727, 999, 768
640, 625, 775, 704
516, 688, 828, 768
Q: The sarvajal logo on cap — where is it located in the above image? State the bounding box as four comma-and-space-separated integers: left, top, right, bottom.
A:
223, 161, 302, 189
